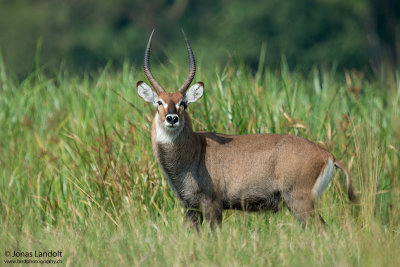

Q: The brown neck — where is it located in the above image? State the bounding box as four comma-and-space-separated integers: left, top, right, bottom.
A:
151, 111, 200, 176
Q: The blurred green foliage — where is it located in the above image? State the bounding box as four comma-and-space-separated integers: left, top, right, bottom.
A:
0, 0, 399, 77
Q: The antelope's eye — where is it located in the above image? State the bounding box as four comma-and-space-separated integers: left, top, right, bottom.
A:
157, 101, 162, 106
180, 101, 187, 109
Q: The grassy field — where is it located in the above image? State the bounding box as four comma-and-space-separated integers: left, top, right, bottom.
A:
0, 56, 399, 266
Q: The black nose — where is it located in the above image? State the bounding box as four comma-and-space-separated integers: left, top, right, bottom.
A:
166, 114, 179, 125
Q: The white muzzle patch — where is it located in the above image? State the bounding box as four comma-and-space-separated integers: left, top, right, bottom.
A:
155, 113, 184, 144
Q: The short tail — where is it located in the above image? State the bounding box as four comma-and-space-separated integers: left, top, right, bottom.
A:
334, 161, 358, 203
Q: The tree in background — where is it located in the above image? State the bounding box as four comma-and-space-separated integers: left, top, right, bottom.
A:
0, 0, 399, 77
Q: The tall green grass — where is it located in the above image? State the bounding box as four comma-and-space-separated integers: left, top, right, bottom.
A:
0, 57, 399, 266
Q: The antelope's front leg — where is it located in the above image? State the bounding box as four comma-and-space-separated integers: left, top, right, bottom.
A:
186, 209, 203, 229
201, 199, 223, 228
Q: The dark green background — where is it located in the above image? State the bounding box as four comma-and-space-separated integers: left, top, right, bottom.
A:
0, 0, 399, 77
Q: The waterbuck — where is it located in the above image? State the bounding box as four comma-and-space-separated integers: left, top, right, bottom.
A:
137, 30, 357, 228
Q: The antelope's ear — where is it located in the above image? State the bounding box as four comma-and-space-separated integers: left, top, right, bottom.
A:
137, 81, 158, 104
185, 82, 204, 104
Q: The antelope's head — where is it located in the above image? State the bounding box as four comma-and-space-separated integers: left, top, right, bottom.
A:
137, 30, 204, 134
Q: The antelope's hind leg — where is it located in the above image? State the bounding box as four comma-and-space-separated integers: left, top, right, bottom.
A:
283, 159, 335, 225
285, 192, 316, 225
284, 190, 328, 227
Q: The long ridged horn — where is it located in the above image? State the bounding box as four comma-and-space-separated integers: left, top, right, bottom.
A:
144, 29, 165, 94
178, 30, 196, 94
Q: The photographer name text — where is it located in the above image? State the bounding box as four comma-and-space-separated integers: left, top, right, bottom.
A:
5, 250, 62, 258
